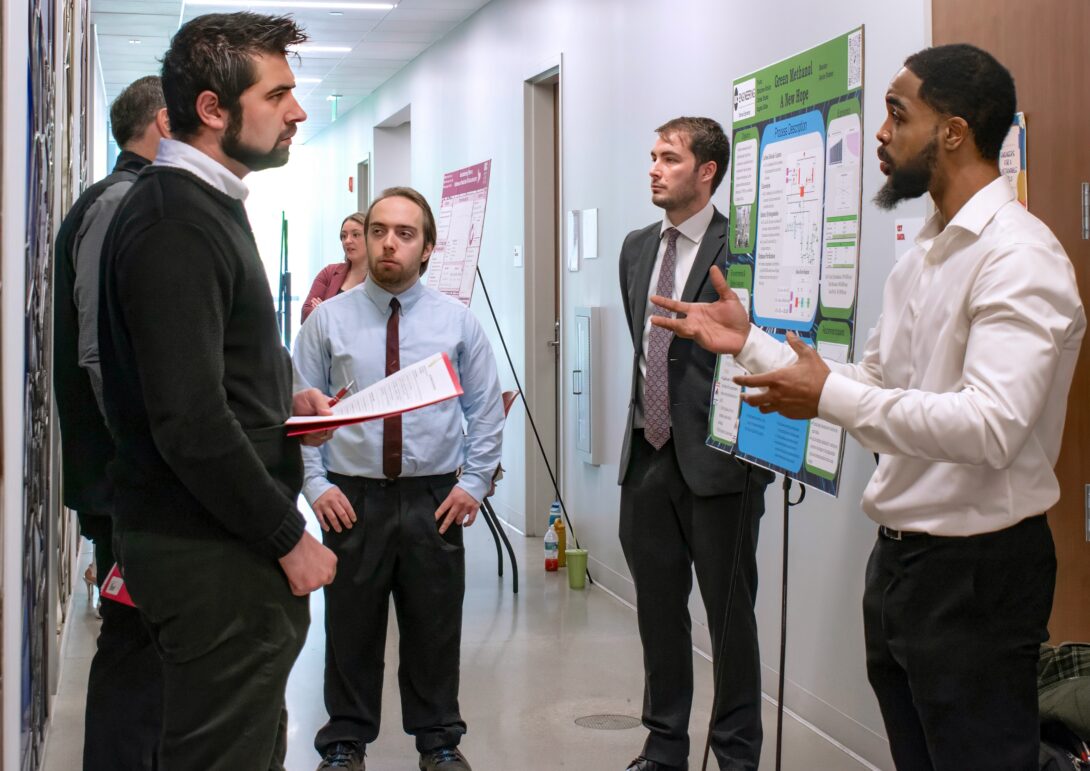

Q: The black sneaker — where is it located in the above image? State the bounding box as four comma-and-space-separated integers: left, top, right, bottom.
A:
419, 746, 471, 771
316, 742, 365, 771
624, 758, 688, 771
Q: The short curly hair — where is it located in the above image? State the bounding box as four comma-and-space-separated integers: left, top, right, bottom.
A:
903, 44, 1016, 162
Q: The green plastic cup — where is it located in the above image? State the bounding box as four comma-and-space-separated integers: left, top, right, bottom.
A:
566, 549, 588, 590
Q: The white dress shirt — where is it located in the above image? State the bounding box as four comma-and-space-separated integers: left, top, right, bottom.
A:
152, 138, 249, 201
738, 177, 1085, 535
635, 199, 715, 425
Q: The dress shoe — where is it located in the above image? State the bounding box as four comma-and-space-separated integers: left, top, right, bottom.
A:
624, 757, 688, 771
419, 746, 472, 770
316, 742, 365, 770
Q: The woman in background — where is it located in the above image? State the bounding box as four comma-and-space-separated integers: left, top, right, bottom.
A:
301, 212, 368, 323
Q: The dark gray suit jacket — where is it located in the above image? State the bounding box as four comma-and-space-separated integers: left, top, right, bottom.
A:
617, 207, 772, 497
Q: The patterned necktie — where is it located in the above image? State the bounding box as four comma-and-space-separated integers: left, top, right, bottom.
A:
383, 297, 402, 479
644, 227, 680, 450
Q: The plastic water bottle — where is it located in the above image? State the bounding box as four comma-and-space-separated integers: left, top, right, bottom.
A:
544, 524, 559, 572
548, 501, 561, 528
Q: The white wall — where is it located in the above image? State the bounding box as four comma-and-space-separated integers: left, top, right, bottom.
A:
374, 117, 412, 195
246, 2, 932, 766
92, 25, 109, 183
1, 0, 30, 764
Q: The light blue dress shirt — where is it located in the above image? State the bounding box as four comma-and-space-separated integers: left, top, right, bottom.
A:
293, 277, 504, 505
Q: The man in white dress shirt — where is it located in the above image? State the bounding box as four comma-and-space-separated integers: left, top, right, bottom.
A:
652, 44, 1085, 770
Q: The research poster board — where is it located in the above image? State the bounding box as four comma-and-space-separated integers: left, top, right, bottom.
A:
1000, 112, 1027, 208
708, 27, 865, 496
426, 160, 491, 305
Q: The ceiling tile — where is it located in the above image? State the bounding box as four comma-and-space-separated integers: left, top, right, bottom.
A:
91, 0, 494, 141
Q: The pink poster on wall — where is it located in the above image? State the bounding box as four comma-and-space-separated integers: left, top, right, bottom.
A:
426, 159, 492, 305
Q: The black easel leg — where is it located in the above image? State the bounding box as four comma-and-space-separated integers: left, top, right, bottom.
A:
702, 465, 754, 771
479, 501, 504, 577
484, 499, 519, 595
774, 477, 805, 771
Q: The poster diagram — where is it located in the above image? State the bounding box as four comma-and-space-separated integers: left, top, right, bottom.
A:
426, 160, 492, 305
708, 27, 865, 496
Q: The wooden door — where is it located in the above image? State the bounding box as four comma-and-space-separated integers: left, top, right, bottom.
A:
932, 0, 1089, 641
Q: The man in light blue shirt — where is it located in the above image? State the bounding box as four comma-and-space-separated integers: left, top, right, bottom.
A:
293, 186, 503, 771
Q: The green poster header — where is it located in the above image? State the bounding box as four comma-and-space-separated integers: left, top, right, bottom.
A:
731, 26, 863, 130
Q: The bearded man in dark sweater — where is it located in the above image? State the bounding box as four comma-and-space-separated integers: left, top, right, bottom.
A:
98, 13, 337, 770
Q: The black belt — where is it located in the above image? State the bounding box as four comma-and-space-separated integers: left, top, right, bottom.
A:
879, 514, 1047, 542
878, 525, 928, 541
328, 471, 459, 490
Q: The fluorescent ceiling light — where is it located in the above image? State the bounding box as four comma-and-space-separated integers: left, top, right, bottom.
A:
187, 1, 394, 9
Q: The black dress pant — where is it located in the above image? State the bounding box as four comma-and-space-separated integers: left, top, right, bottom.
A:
863, 515, 1055, 771
315, 473, 466, 755
620, 433, 765, 770
80, 512, 163, 771
117, 530, 309, 771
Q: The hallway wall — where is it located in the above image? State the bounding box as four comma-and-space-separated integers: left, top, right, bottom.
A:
248, 2, 932, 766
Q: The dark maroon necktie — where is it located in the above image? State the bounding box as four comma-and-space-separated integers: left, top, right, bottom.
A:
644, 227, 679, 450
383, 297, 402, 479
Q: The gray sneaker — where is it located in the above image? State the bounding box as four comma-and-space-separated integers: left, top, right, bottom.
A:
419, 746, 471, 771
316, 742, 365, 771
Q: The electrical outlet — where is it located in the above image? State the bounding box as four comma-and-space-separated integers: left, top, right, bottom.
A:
513, 245, 523, 268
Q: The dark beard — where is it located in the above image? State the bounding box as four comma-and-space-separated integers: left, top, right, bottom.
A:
221, 110, 290, 172
874, 136, 937, 210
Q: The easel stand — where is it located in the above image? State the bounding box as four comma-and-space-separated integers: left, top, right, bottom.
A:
774, 477, 805, 771
474, 267, 591, 585
701, 473, 805, 771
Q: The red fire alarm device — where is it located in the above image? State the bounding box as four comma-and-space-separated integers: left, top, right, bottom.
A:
348, 176, 354, 192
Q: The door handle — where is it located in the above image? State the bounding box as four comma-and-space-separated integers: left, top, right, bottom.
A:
1082, 182, 1088, 240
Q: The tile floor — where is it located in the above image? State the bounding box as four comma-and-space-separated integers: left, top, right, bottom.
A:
41, 515, 871, 771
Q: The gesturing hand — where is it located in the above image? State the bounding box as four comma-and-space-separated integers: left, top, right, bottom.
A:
650, 266, 751, 355
435, 487, 480, 535
734, 332, 830, 420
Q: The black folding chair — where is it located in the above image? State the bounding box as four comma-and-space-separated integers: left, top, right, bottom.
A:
477, 390, 520, 594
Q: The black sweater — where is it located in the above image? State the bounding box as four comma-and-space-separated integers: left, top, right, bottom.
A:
99, 165, 304, 559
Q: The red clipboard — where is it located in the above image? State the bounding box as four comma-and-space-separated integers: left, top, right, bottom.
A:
99, 562, 136, 607
286, 352, 463, 436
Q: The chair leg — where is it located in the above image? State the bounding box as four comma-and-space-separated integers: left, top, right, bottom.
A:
484, 499, 518, 595
479, 501, 503, 577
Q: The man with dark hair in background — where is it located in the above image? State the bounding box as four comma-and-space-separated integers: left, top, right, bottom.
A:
653, 45, 1085, 770
54, 74, 169, 771
293, 186, 504, 771
98, 13, 338, 770
617, 117, 772, 771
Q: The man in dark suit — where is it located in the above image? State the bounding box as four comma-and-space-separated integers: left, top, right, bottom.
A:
618, 117, 772, 771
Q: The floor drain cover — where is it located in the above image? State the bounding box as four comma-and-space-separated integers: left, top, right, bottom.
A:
574, 714, 641, 730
